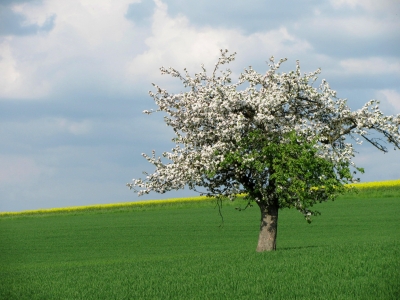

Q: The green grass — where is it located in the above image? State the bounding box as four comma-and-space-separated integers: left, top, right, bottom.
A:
3, 179, 399, 218
1, 191, 399, 299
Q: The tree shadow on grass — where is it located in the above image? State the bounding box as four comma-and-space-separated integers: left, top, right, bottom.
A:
279, 245, 321, 251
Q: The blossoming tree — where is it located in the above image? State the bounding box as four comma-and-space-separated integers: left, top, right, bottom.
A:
127, 50, 400, 252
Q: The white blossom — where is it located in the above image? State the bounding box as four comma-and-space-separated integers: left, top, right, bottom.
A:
127, 50, 400, 205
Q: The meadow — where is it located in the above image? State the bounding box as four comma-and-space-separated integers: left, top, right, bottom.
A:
1, 180, 399, 299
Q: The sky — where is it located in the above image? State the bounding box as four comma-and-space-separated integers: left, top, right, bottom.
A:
0, 0, 399, 212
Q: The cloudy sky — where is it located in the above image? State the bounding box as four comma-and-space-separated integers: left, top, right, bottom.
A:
1, 0, 399, 212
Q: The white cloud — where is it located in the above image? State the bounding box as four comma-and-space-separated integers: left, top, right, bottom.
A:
0, 0, 140, 100
0, 118, 93, 148
11, 0, 136, 46
339, 57, 400, 75
308, 14, 398, 39
54, 118, 93, 135
1, 0, 399, 212
352, 143, 400, 182
0, 155, 43, 184
330, 0, 400, 12
376, 89, 400, 113
306, 1, 400, 42
0, 39, 51, 99
127, 0, 312, 83
0, 41, 20, 94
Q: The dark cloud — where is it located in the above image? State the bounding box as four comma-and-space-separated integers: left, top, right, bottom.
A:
1, 0, 399, 212
0, 0, 37, 4
163, 0, 399, 59
0, 2, 55, 36
164, 0, 321, 33
309, 35, 400, 59
125, 0, 155, 26
290, 14, 400, 59
327, 73, 400, 91
0, 89, 168, 154
0, 94, 138, 122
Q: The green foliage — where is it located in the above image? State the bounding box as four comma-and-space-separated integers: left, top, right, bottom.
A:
218, 130, 355, 221
1, 194, 399, 299
269, 131, 353, 217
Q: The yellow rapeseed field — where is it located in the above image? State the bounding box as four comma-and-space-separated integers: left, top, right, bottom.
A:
0, 195, 212, 217
346, 179, 400, 189
1, 179, 399, 217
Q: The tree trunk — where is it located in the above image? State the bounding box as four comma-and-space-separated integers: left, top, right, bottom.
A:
256, 201, 279, 252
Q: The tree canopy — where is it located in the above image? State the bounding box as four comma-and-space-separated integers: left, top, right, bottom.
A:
128, 50, 400, 251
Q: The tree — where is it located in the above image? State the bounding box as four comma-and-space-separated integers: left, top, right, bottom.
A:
127, 49, 400, 252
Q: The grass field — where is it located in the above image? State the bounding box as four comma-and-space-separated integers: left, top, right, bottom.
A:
1, 182, 399, 299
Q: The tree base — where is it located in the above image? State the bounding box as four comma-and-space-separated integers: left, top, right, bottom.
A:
256, 202, 278, 252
